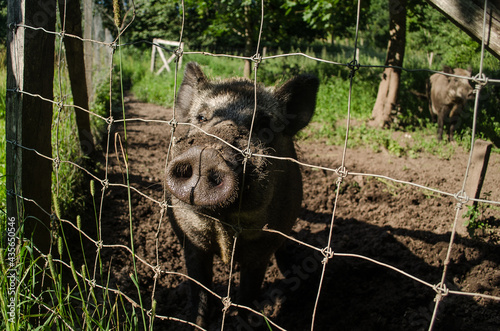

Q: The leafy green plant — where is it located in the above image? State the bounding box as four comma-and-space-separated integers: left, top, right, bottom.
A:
463, 192, 494, 236
376, 177, 404, 197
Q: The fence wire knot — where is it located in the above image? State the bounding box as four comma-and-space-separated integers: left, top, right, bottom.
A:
168, 118, 178, 129
221, 296, 232, 312
336, 166, 348, 185
242, 148, 253, 161
53, 156, 61, 169
160, 200, 169, 214
6, 87, 19, 94
174, 47, 183, 60
454, 190, 469, 209
95, 240, 104, 251
56, 99, 64, 110
321, 247, 334, 264
472, 73, 488, 90
7, 139, 19, 147
433, 282, 449, 302
251, 53, 262, 69
8, 22, 17, 31
50, 215, 60, 241
59, 30, 66, 39
348, 60, 360, 78
337, 166, 348, 178
88, 278, 97, 288
101, 179, 109, 191
106, 116, 114, 131
152, 265, 162, 279
50, 212, 59, 223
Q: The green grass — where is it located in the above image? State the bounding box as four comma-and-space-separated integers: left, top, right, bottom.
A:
0, 202, 142, 330
1, 46, 147, 330
52, 59, 88, 217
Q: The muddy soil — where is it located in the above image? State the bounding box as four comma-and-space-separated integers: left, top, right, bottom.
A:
92, 96, 500, 330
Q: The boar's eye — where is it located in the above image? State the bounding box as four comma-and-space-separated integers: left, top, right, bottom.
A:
196, 114, 208, 123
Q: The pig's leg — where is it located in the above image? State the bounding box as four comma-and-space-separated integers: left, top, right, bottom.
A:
448, 104, 462, 142
437, 109, 445, 141
437, 105, 452, 142
184, 242, 214, 328
237, 234, 283, 308
237, 257, 269, 328
239, 260, 268, 304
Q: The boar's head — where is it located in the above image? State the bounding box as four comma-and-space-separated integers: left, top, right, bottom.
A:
166, 62, 319, 217
443, 66, 474, 102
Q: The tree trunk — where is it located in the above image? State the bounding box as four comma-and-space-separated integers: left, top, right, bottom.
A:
58, 0, 96, 157
371, 0, 407, 128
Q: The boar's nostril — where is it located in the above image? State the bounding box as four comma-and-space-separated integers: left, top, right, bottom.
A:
207, 170, 224, 187
172, 162, 193, 180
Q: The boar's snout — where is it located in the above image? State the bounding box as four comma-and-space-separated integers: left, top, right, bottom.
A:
166, 147, 238, 207
456, 84, 473, 101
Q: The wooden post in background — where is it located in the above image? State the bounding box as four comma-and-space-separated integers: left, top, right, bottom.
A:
426, 0, 500, 60
457, 139, 493, 236
6, 0, 56, 255
58, 0, 96, 158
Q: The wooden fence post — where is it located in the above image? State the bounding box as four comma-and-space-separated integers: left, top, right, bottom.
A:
6, 0, 56, 255
457, 139, 493, 236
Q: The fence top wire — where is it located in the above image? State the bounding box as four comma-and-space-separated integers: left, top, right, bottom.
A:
5, 0, 500, 330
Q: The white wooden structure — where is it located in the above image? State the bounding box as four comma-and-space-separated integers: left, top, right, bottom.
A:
150, 38, 184, 74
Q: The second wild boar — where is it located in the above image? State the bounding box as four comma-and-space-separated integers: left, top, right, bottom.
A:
428, 66, 474, 141
165, 62, 319, 327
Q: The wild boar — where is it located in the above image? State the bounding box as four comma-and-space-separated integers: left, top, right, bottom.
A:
428, 66, 474, 141
165, 62, 319, 327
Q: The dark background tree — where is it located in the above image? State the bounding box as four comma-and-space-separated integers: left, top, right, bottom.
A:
371, 0, 407, 128
0, 0, 6, 51
288, 0, 371, 44
58, 0, 95, 158
96, 0, 366, 53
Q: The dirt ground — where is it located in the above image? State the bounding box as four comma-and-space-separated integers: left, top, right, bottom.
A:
93, 96, 500, 330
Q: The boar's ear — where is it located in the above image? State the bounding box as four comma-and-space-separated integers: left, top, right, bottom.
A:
442, 66, 453, 74
176, 62, 208, 114
275, 74, 319, 136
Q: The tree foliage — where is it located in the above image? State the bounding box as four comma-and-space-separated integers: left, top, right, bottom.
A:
181, 0, 326, 52
285, 0, 370, 41
0, 0, 6, 50
126, 1, 183, 43
406, 1, 482, 68
100, 0, 367, 52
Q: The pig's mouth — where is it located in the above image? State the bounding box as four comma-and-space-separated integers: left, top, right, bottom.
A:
166, 147, 240, 208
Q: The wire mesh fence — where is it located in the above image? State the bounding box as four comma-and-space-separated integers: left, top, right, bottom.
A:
3, 0, 500, 330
